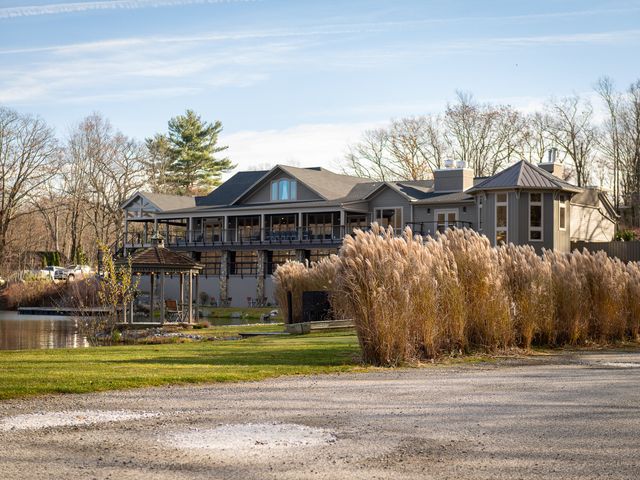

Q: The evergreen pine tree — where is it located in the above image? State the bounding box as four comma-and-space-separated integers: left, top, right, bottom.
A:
165, 110, 233, 194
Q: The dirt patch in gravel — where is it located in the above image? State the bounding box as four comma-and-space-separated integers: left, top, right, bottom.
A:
164, 422, 336, 457
0, 410, 159, 431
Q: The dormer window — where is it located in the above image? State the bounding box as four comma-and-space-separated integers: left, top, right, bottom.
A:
271, 179, 297, 201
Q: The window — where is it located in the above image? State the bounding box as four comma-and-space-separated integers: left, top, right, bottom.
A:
230, 250, 258, 276
270, 179, 297, 201
375, 208, 403, 231
309, 249, 338, 263
200, 251, 222, 276
559, 194, 567, 230
267, 250, 295, 274
346, 214, 367, 233
235, 216, 260, 242
495, 192, 508, 245
435, 209, 458, 233
529, 193, 543, 241
267, 214, 297, 241
306, 213, 336, 239
478, 196, 484, 231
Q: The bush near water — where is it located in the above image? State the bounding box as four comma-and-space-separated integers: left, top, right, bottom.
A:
273, 225, 640, 366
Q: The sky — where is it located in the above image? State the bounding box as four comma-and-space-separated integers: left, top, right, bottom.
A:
1, 0, 640, 174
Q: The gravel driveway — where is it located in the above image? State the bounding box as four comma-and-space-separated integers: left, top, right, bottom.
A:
0, 350, 638, 479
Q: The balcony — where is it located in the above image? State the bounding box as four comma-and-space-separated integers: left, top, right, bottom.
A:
123, 226, 349, 249
121, 221, 474, 252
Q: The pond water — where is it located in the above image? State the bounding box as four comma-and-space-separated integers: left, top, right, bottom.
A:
0, 311, 88, 351
0, 311, 280, 350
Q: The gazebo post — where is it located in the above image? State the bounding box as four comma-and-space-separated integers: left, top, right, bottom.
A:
188, 270, 193, 324
194, 273, 199, 322
149, 273, 155, 324
160, 271, 166, 325
179, 273, 184, 313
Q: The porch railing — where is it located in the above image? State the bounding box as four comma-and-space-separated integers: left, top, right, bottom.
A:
405, 221, 473, 236
122, 222, 474, 250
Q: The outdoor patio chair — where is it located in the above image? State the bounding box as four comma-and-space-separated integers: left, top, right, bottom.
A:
165, 299, 184, 322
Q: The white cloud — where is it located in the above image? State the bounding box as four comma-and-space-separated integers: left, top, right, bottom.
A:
0, 38, 291, 104
221, 122, 383, 176
0, 0, 253, 19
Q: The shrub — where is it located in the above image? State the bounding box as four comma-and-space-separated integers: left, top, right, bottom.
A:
614, 229, 636, 241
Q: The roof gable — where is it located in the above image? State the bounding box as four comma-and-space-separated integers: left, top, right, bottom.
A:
121, 191, 196, 212
232, 165, 371, 204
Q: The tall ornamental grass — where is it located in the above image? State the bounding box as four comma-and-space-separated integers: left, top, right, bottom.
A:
272, 255, 340, 323
273, 225, 640, 366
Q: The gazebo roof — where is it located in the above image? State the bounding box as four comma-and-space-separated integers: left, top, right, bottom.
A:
119, 246, 203, 273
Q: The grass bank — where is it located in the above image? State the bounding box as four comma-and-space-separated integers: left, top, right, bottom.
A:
0, 332, 362, 400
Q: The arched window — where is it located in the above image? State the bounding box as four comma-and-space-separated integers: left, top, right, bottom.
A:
271, 179, 297, 201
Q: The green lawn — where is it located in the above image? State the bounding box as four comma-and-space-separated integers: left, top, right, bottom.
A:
195, 323, 284, 336
203, 306, 281, 321
0, 332, 363, 400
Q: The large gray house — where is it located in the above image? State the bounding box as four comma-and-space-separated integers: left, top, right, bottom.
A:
121, 159, 617, 307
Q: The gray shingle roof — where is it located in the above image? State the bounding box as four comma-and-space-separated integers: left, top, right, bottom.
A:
276, 165, 372, 200
196, 170, 268, 207
467, 160, 581, 193
142, 192, 196, 211
413, 191, 474, 205
388, 180, 434, 201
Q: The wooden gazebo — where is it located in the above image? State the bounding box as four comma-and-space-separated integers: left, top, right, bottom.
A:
118, 236, 203, 324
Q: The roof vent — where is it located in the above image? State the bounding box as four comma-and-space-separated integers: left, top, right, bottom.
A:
547, 148, 558, 163
456, 160, 466, 169
444, 159, 455, 169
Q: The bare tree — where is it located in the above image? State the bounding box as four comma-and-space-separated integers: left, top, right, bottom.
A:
445, 92, 526, 176
0, 107, 59, 270
345, 116, 449, 180
544, 95, 598, 187
596, 77, 623, 208
70, 114, 146, 257
520, 112, 554, 164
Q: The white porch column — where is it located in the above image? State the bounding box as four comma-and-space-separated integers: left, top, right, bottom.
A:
159, 272, 165, 325
188, 217, 193, 243
179, 273, 184, 308
149, 273, 155, 323
194, 273, 199, 322
339, 210, 346, 238
298, 212, 303, 240
260, 213, 265, 242
223, 215, 228, 242
188, 271, 193, 323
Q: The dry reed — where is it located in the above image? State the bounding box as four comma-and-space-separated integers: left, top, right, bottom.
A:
273, 225, 640, 366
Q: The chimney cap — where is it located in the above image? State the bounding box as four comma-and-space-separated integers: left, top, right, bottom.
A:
150, 231, 165, 248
